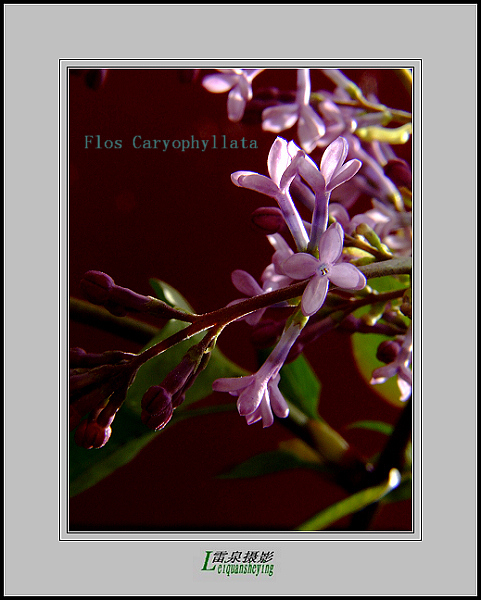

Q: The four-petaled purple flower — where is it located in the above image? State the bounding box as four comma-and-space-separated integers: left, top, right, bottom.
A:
202, 68, 264, 122
281, 222, 366, 316
229, 234, 294, 325
213, 322, 303, 427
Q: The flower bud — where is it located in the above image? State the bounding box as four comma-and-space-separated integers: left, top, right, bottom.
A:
251, 206, 287, 235
74, 419, 112, 449
70, 347, 87, 367
171, 392, 185, 409
376, 339, 401, 364
69, 349, 134, 368
80, 270, 115, 304
140, 393, 173, 430
383, 158, 412, 190
141, 385, 172, 414
161, 355, 198, 397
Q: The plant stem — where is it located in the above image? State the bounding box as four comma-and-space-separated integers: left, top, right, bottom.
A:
70, 297, 160, 345
72, 256, 411, 369
347, 395, 412, 530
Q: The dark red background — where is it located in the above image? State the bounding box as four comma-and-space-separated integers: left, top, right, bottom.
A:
69, 68, 412, 531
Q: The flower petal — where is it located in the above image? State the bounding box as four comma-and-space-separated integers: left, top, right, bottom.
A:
318, 222, 344, 264
237, 382, 265, 416
371, 363, 398, 383
267, 137, 290, 187
231, 172, 279, 197
244, 308, 266, 326
260, 396, 275, 428
298, 105, 326, 152
328, 262, 366, 290
397, 374, 412, 401
301, 274, 329, 316
227, 88, 246, 122
327, 159, 362, 191
320, 136, 348, 186
231, 269, 263, 296
262, 104, 299, 133
268, 378, 290, 419
202, 73, 237, 93
281, 252, 319, 279
212, 375, 254, 393
297, 156, 325, 193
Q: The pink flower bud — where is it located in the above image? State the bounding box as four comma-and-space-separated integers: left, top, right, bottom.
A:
141, 405, 173, 431
141, 385, 172, 414
376, 339, 402, 364
74, 419, 112, 449
141, 386, 174, 430
80, 271, 114, 305
251, 206, 288, 235
70, 347, 87, 366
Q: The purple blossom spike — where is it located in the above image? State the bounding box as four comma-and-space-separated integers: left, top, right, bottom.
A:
281, 222, 366, 316
213, 321, 303, 427
202, 68, 264, 122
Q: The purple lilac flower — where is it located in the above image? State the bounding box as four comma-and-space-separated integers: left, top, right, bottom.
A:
262, 69, 326, 153
202, 68, 264, 122
304, 136, 362, 254
231, 137, 310, 250
229, 234, 294, 325
370, 325, 412, 401
281, 222, 366, 317
213, 321, 303, 427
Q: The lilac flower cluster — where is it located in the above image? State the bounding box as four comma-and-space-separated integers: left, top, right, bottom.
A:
202, 68, 412, 426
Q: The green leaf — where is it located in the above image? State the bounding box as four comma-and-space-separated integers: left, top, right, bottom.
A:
296, 469, 402, 531
278, 354, 322, 420
346, 420, 394, 436
218, 450, 328, 480
70, 282, 247, 497
149, 277, 194, 312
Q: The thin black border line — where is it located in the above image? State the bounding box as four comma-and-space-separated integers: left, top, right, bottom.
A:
61, 60, 420, 541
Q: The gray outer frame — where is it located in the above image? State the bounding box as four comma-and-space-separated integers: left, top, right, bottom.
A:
5, 4, 477, 596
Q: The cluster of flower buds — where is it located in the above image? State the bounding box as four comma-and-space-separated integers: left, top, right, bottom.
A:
140, 339, 212, 431
70, 347, 138, 448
